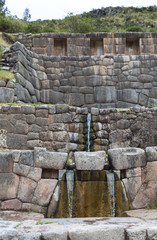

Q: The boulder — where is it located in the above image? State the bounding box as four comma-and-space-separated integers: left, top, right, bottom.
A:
34, 147, 68, 169
74, 151, 106, 170
108, 147, 146, 170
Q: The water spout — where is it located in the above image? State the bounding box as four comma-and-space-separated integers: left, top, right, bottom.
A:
66, 170, 74, 218
87, 113, 91, 152
106, 171, 116, 217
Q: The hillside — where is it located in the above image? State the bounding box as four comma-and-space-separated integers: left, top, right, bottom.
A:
0, 6, 157, 33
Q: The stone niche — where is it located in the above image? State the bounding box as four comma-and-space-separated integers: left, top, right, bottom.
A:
125, 37, 140, 55
90, 38, 104, 56
54, 38, 67, 56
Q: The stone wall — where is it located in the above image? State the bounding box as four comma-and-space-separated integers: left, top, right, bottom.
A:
0, 104, 157, 152
3, 42, 157, 108
0, 148, 67, 214
1, 146, 157, 213
14, 32, 157, 56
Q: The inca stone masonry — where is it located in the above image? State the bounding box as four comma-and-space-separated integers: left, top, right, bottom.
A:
2, 32, 157, 108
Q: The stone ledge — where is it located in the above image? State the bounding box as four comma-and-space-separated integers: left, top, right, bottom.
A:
1, 210, 157, 240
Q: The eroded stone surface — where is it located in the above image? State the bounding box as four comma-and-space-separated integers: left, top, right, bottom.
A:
108, 147, 146, 170
1, 199, 22, 211
74, 151, 107, 170
146, 146, 157, 162
0, 173, 19, 200
34, 147, 68, 169
32, 179, 58, 206
18, 176, 37, 202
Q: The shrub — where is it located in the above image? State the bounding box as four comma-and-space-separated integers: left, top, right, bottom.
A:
126, 25, 143, 32
26, 22, 41, 33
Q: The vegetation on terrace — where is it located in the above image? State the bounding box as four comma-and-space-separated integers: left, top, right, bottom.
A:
0, 4, 157, 33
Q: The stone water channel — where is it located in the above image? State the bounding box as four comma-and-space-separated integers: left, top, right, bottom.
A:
48, 114, 129, 218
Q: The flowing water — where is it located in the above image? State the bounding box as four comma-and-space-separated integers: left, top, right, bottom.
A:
106, 171, 116, 217
87, 113, 91, 152
52, 170, 129, 218
66, 170, 74, 218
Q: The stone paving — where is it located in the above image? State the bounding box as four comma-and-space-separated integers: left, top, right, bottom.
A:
1, 210, 157, 239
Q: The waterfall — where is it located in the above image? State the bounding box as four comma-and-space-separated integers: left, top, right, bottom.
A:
106, 171, 116, 217
66, 170, 74, 218
87, 113, 91, 152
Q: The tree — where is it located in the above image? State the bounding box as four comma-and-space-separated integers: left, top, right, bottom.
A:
63, 13, 94, 33
23, 8, 31, 21
0, 0, 7, 15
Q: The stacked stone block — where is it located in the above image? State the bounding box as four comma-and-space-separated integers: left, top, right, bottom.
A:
2, 42, 157, 108
1, 146, 157, 212
14, 32, 157, 56
0, 148, 68, 213
0, 105, 157, 152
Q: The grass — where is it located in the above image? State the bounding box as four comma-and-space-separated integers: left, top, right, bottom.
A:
0, 32, 11, 47
36, 219, 56, 225
0, 70, 14, 81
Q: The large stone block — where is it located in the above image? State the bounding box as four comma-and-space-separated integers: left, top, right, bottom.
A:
146, 147, 157, 162
122, 177, 142, 202
69, 225, 125, 240
18, 233, 41, 240
7, 134, 27, 149
94, 86, 117, 103
47, 184, 60, 218
18, 176, 37, 202
41, 230, 67, 240
0, 152, 13, 173
0, 87, 14, 103
147, 227, 157, 240
132, 181, 157, 208
74, 151, 106, 170
0, 229, 18, 240
108, 147, 146, 170
125, 227, 146, 240
13, 163, 30, 177
34, 147, 68, 169
32, 179, 57, 206
0, 173, 19, 200
64, 93, 84, 107
27, 167, 42, 181
142, 162, 157, 182
20, 150, 34, 166
40, 89, 63, 104
1, 199, 22, 210
117, 89, 139, 104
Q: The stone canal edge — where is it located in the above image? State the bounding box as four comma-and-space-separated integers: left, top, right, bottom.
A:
1, 210, 157, 239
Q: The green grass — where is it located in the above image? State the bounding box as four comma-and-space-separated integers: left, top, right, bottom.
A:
1, 6, 157, 33
0, 32, 11, 47
36, 219, 56, 225
0, 70, 14, 81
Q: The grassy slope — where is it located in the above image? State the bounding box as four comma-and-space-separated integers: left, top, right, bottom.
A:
0, 33, 14, 81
